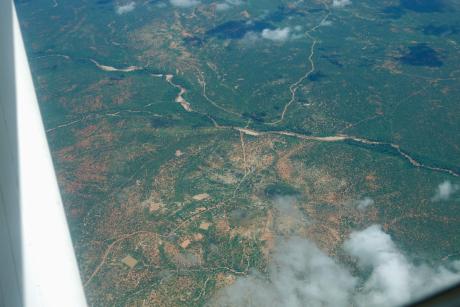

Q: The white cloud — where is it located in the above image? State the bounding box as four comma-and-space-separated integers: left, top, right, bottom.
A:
345, 225, 412, 306
170, 0, 200, 8
116, 1, 136, 14
215, 2, 230, 11
226, 0, 243, 5
332, 0, 351, 8
216, 0, 243, 11
212, 237, 357, 307
261, 27, 291, 42
212, 225, 460, 307
240, 31, 261, 45
356, 197, 374, 210
294, 25, 302, 31
345, 225, 460, 306
240, 25, 302, 45
272, 196, 309, 235
320, 20, 333, 26
432, 180, 459, 201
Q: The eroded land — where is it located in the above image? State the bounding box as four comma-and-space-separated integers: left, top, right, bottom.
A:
16, 0, 460, 305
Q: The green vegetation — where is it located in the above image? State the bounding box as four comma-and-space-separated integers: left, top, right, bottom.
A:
15, 0, 460, 305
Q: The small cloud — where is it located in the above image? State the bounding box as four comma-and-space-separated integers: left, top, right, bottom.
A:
294, 25, 303, 31
170, 0, 200, 8
215, 2, 230, 11
215, 0, 243, 11
226, 0, 243, 4
332, 0, 351, 8
240, 31, 261, 45
432, 180, 459, 201
272, 196, 309, 235
116, 1, 136, 14
261, 27, 291, 42
240, 27, 295, 45
356, 197, 374, 210
320, 19, 333, 26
